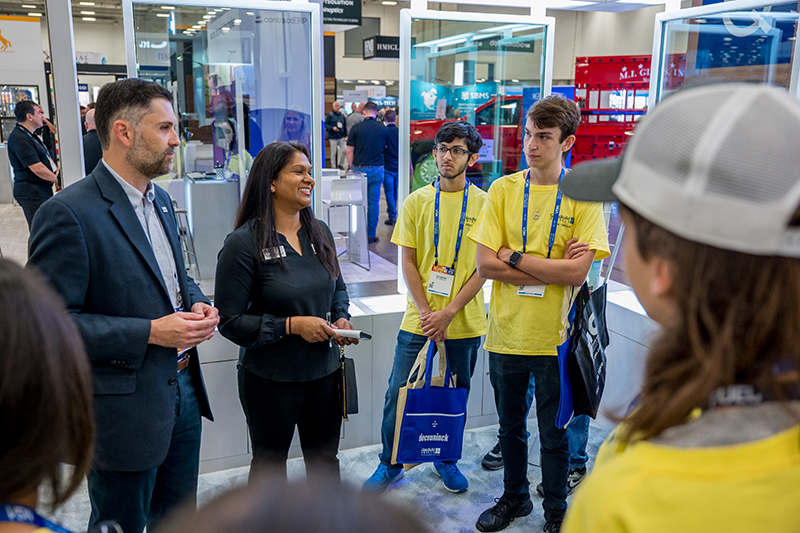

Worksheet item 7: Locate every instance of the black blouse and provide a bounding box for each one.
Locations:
[215,219,350,382]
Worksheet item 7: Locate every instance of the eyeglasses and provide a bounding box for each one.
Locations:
[435,144,472,158]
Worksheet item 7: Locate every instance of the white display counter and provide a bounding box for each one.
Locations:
[196,282,658,474]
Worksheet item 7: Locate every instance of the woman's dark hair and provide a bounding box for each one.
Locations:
[155,473,430,533]
[434,121,483,154]
[95,78,174,150]
[618,204,800,442]
[0,259,94,507]
[235,142,339,280]
[14,100,38,123]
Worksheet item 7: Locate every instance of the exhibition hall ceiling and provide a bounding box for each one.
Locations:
[0,0,671,25]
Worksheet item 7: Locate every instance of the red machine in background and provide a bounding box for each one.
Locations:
[572,54,685,165]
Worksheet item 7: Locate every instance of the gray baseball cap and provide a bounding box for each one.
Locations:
[561,83,800,258]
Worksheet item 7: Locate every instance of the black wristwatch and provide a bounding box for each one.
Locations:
[508,251,523,269]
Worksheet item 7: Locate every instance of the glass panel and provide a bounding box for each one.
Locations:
[408,19,547,192]
[657,1,800,99]
[132,4,314,290]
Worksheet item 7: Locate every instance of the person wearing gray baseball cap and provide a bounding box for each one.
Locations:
[560,83,800,533]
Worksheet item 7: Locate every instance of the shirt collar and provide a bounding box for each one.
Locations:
[102,159,155,209]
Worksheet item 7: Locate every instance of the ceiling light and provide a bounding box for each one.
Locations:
[246,11,254,15]
[161,5,175,9]
[182,30,190,34]
[233,19,241,24]
[221,27,230,32]
[192,25,201,28]
[79,1,94,4]
[511,79,519,82]
[357,80,366,83]
[372,80,380,85]
[156,13,169,17]
[81,10,95,14]
[203,14,212,19]
[197,21,206,25]
[28,12,43,16]
[22,4,36,7]
[382,1,398,4]
[82,17,96,21]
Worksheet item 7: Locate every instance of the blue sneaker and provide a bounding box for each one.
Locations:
[362,464,404,493]
[433,461,468,493]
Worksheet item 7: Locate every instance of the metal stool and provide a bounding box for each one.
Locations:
[172,199,200,281]
[323,177,370,271]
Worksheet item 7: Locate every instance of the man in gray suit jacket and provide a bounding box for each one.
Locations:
[28,79,219,533]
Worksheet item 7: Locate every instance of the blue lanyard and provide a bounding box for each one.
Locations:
[522,168,564,258]
[0,504,73,533]
[433,177,470,270]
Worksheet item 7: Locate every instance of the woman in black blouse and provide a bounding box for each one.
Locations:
[215,141,357,480]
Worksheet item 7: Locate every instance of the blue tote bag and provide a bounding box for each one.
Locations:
[391,340,467,464]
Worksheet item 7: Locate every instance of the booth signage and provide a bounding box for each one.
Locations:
[363,35,400,60]
[344,89,368,102]
[323,0,361,26]
[0,16,43,72]
[475,38,535,53]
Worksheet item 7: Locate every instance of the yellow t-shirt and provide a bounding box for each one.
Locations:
[562,425,800,533]
[391,183,488,339]
[468,170,610,355]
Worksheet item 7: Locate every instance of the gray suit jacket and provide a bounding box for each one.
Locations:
[28,163,213,471]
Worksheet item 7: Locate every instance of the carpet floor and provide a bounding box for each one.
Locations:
[46,420,610,533]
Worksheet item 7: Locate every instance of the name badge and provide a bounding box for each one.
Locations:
[262,245,287,261]
[517,284,546,297]
[427,265,455,297]
[48,158,57,173]
[337,121,342,128]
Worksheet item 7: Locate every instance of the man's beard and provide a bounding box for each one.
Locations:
[439,158,468,180]
[126,136,173,178]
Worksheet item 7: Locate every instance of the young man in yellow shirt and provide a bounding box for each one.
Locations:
[363,121,488,494]
[469,95,609,532]
[560,84,800,533]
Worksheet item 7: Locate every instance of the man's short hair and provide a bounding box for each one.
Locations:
[363,101,378,114]
[434,121,483,154]
[14,100,38,123]
[385,110,396,123]
[94,78,174,150]
[526,94,581,142]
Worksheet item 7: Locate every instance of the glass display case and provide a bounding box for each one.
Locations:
[650,0,800,102]
[125,0,321,284]
[400,11,553,193]
[0,85,39,142]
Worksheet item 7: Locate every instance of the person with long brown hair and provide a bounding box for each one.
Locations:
[560,83,800,532]
[0,259,94,533]
[214,141,357,481]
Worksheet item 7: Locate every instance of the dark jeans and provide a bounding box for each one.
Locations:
[87,369,202,533]
[13,182,52,230]
[490,352,568,517]
[238,366,342,481]
[353,165,384,239]
[383,170,398,221]
[524,377,590,468]
[379,331,481,466]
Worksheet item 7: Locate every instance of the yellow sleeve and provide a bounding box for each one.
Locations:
[572,201,610,262]
[391,190,417,249]
[467,181,504,252]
